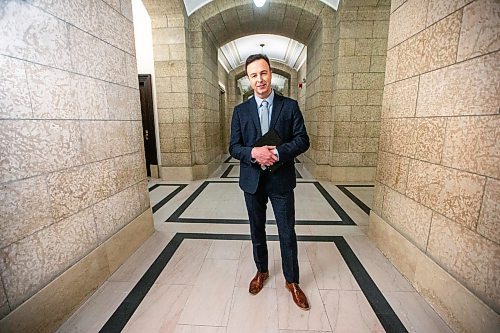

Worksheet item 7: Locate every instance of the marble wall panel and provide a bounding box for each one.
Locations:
[124,52,139,88]
[0,120,84,183]
[458,0,500,61]
[0,56,31,119]
[376,151,410,193]
[0,175,54,249]
[0,281,8,319]
[70,26,126,85]
[80,121,133,163]
[130,120,145,154]
[121,0,133,21]
[381,76,418,118]
[31,0,134,54]
[397,10,461,81]
[406,159,486,229]
[426,0,472,26]
[416,52,499,117]
[25,63,79,120]
[384,46,398,84]
[93,185,140,243]
[95,0,135,55]
[427,213,500,312]
[0,0,72,71]
[0,207,97,308]
[387,0,428,48]
[413,117,446,164]
[379,118,416,157]
[372,181,385,215]
[47,159,117,221]
[104,0,120,11]
[75,75,109,120]
[442,116,500,179]
[477,178,500,244]
[114,152,146,191]
[382,186,433,251]
[136,180,150,213]
[106,83,141,121]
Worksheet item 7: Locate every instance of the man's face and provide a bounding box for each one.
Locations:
[246,59,272,99]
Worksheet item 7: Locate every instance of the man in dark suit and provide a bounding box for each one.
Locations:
[229,54,310,310]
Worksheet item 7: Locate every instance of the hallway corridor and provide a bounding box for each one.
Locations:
[57,158,452,333]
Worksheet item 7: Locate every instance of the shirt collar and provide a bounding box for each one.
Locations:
[254,89,275,108]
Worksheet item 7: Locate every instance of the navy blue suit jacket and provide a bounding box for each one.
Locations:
[229,93,310,194]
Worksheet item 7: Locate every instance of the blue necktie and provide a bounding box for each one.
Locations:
[261,100,269,135]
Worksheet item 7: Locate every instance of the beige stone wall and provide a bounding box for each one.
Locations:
[147,2,192,168]
[0,0,149,319]
[371,0,500,323]
[329,0,390,181]
[218,63,229,153]
[188,27,222,165]
[303,11,336,177]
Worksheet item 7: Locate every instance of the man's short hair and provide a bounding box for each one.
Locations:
[245,54,271,74]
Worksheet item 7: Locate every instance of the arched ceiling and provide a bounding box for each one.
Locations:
[183,0,340,16]
[219,34,306,71]
[189,0,336,46]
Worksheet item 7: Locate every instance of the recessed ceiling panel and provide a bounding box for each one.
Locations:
[220,34,305,71]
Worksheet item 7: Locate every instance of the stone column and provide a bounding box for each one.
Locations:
[330,0,390,181]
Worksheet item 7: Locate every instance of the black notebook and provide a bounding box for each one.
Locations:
[253,129,283,173]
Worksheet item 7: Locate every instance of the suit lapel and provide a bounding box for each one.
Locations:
[247,97,262,137]
[270,93,284,130]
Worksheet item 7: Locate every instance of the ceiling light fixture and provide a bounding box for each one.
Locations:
[253,0,266,8]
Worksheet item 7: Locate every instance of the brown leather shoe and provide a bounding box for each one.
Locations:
[285,282,310,310]
[249,271,269,295]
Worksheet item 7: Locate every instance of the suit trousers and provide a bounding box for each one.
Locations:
[243,171,299,283]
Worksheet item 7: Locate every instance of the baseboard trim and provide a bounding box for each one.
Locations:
[368,212,500,333]
[0,209,155,333]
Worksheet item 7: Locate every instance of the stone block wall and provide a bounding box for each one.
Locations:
[330,0,390,181]
[0,0,149,320]
[149,6,192,167]
[189,27,222,165]
[370,0,500,330]
[218,63,229,152]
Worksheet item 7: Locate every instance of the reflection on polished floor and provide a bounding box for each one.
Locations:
[57,158,454,333]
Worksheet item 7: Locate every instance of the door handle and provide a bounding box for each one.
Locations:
[145,129,149,141]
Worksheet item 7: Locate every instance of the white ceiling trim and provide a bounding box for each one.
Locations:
[183,0,340,16]
[219,34,306,72]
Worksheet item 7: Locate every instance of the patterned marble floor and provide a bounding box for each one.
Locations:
[57,157,454,333]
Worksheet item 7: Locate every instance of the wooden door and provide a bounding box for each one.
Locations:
[138,74,158,177]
